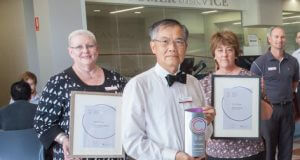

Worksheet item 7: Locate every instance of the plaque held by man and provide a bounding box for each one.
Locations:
[184,108,206,157]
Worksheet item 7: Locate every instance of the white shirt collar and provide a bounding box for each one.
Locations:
[154,63,181,86]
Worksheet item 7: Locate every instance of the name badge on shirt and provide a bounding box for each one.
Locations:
[105,86,118,91]
[179,97,193,104]
[268,67,277,71]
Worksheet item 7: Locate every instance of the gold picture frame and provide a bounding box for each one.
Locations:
[69,91,124,158]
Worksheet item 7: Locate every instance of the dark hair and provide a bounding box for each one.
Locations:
[21,71,37,84]
[148,19,189,41]
[11,80,31,101]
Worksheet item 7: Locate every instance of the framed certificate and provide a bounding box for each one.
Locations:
[212,75,261,138]
[69,91,124,158]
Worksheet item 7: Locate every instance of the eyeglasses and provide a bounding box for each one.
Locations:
[70,44,96,51]
[152,39,186,47]
[215,48,234,54]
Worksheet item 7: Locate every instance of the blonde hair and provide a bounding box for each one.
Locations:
[68,29,97,46]
[21,71,37,84]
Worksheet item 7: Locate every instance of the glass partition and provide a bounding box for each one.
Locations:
[86,2,243,78]
[282,11,300,53]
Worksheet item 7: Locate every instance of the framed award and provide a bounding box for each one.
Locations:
[212,75,261,138]
[69,91,124,158]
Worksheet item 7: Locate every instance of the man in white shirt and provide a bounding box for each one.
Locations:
[122,19,215,160]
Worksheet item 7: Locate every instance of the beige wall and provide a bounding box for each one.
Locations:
[0,0,29,106]
[0,0,85,106]
[203,12,241,54]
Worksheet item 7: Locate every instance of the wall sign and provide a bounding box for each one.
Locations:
[87,0,245,10]
[34,17,39,32]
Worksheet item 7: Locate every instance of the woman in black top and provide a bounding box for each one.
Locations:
[34,29,127,160]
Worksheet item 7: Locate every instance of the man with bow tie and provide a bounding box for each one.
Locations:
[122,19,215,160]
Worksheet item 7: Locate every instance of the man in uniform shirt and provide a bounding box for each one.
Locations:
[250,27,299,160]
[122,19,215,160]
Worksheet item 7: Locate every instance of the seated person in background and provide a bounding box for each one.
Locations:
[10,71,40,104]
[0,80,37,130]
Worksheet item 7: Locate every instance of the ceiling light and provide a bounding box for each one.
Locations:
[291,21,300,24]
[233,22,241,25]
[282,12,292,15]
[93,9,101,12]
[283,21,300,25]
[110,6,144,14]
[283,15,300,19]
[134,11,141,14]
[201,10,218,14]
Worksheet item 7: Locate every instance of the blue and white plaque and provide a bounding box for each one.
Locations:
[184,108,207,157]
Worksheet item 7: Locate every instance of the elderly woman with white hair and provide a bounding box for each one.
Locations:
[34,29,127,160]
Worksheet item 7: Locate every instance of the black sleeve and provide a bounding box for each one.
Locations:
[33,76,65,149]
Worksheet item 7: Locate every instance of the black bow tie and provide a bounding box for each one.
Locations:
[165,71,187,87]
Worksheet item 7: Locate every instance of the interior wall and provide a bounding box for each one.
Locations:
[23,0,41,92]
[33,0,86,90]
[203,12,242,55]
[0,0,29,106]
[88,16,150,77]
[282,0,300,12]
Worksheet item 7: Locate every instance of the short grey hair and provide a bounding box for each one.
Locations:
[267,26,284,37]
[148,19,189,41]
[68,29,97,46]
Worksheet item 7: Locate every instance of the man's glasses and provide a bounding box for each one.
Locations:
[70,44,96,52]
[152,39,186,47]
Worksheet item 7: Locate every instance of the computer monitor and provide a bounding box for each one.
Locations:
[237,55,260,70]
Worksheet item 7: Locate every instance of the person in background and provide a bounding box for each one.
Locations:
[251,26,299,160]
[292,31,300,60]
[200,30,272,160]
[10,71,40,104]
[34,29,127,160]
[0,80,37,130]
[122,19,215,160]
[292,31,300,118]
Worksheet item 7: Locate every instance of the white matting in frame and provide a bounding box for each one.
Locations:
[69,91,123,158]
[212,75,261,138]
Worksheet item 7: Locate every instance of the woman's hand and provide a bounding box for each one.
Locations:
[62,138,81,160]
[260,100,273,120]
[202,106,215,125]
[175,151,205,160]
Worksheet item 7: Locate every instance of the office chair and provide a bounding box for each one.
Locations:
[0,128,45,160]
